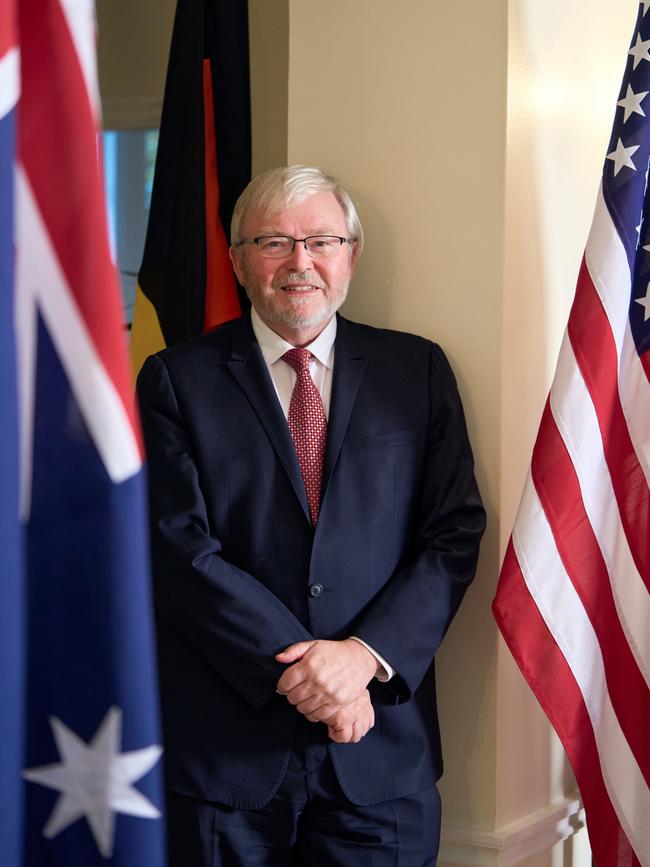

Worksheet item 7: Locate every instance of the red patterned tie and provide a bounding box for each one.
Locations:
[282,348,327,524]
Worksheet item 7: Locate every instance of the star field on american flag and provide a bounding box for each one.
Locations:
[612,8,650,356]
[628,31,650,68]
[617,83,648,122]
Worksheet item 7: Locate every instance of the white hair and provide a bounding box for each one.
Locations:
[230,165,364,252]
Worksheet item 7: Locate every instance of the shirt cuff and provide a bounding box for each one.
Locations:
[349,636,395,682]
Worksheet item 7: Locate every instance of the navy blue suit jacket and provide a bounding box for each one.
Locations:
[137,313,485,808]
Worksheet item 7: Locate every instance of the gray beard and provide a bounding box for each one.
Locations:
[246,271,349,332]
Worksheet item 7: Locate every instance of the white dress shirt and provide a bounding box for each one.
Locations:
[251,309,395,682]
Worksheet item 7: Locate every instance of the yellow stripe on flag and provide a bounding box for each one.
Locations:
[130,283,166,383]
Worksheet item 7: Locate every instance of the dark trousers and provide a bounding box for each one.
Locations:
[166,725,441,867]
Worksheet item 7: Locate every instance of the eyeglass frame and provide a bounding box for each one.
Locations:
[233,234,356,258]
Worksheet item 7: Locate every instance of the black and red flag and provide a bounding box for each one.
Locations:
[131,0,250,374]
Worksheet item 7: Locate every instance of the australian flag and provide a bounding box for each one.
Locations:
[0,4,24,865]
[2,1,166,864]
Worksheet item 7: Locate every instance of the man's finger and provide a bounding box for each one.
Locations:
[284,683,318,706]
[278,675,321,702]
[298,701,341,721]
[328,723,352,743]
[276,657,311,695]
[275,641,314,664]
[296,696,334,716]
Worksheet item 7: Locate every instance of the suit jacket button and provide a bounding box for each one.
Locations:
[309,583,323,598]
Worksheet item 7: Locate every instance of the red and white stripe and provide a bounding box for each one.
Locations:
[494,186,650,867]
[14,0,141,517]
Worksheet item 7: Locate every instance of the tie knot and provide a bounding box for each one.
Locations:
[282,348,312,374]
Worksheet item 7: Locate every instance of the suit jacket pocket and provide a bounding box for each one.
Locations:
[360,426,417,451]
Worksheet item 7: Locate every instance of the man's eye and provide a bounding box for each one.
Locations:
[260,238,286,249]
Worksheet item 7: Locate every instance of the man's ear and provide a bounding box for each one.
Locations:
[349,240,361,275]
[229,246,245,285]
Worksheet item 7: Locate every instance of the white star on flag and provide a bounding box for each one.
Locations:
[636,282,650,320]
[23,707,162,858]
[606,138,640,176]
[629,32,650,69]
[618,83,649,122]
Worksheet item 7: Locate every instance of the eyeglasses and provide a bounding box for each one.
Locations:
[234,235,354,259]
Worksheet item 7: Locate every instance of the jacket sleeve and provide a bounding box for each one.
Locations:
[137,353,314,711]
[352,343,486,703]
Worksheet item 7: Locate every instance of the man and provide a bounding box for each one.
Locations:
[137,165,485,865]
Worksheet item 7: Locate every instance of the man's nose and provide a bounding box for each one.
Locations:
[286,240,314,269]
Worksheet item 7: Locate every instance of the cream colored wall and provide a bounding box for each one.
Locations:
[98,0,639,860]
[285,0,507,836]
[499,0,636,843]
[97,0,176,128]
[249,0,289,173]
[283,0,638,862]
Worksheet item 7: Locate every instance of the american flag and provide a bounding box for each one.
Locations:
[493,4,650,866]
[2,0,167,864]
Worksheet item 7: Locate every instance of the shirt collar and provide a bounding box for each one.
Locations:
[251,307,337,369]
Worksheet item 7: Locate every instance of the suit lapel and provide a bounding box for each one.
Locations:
[226,317,311,522]
[322,317,367,494]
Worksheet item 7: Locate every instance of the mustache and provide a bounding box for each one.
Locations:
[272,270,327,290]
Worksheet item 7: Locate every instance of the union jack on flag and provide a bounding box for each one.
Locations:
[493,4,650,866]
[1,0,166,864]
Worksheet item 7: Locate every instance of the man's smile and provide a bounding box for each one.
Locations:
[279,284,321,293]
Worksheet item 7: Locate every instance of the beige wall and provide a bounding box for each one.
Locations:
[100,0,638,861]
[97,0,175,128]
[284,0,507,839]
[276,0,634,862]
[249,0,289,173]
[498,0,636,847]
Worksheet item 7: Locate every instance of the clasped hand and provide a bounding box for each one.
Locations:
[275,638,378,744]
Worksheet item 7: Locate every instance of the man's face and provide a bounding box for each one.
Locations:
[230,191,358,345]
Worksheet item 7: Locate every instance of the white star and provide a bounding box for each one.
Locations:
[636,283,650,321]
[23,707,162,858]
[606,138,640,176]
[618,84,649,122]
[629,32,650,69]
